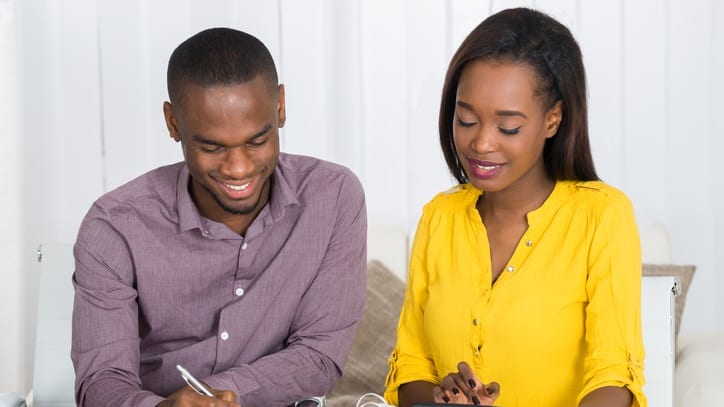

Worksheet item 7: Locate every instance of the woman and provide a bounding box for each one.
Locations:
[384,8,646,407]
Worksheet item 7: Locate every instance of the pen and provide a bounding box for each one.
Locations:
[176,364,214,397]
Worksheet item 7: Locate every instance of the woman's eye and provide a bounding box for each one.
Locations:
[456,119,476,128]
[499,127,521,136]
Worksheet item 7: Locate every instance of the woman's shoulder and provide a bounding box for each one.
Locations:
[424,183,480,212]
[558,180,634,212]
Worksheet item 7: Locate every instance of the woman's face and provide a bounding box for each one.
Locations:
[453,58,561,194]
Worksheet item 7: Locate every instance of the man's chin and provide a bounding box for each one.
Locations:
[220,204,257,216]
[205,178,269,217]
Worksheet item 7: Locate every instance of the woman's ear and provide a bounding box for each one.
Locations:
[545,101,563,138]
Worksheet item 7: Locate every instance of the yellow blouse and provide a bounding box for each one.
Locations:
[384,180,646,407]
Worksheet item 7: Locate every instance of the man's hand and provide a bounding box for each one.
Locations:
[432,361,500,405]
[157,384,241,407]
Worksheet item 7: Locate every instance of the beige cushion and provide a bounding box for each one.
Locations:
[327,260,405,405]
[642,263,696,334]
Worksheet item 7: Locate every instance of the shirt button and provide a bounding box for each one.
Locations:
[526,239,533,247]
[235,287,244,297]
[241,242,248,250]
[201,230,210,237]
[472,319,478,326]
[507,266,515,272]
[220,331,229,341]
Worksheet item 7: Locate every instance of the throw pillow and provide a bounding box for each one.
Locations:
[326,260,406,406]
[642,263,696,335]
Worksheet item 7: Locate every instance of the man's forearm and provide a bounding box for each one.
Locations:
[79,376,165,407]
[203,345,342,407]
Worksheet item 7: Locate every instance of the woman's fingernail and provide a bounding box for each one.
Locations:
[443,395,450,402]
[451,387,459,395]
[472,396,481,405]
[468,379,476,388]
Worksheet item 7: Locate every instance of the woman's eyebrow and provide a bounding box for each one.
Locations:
[495,109,527,119]
[456,100,528,119]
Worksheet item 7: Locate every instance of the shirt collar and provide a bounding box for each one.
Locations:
[177,164,202,233]
[175,157,301,234]
[462,180,571,227]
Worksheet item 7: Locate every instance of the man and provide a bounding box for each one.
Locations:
[71,27,367,407]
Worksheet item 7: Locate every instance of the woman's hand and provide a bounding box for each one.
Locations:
[432,361,500,405]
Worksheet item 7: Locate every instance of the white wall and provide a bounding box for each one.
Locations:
[1,0,722,395]
[0,0,22,393]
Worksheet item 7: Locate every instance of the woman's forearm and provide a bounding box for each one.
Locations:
[398,381,437,407]
[578,386,632,407]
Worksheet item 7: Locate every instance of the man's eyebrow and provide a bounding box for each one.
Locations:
[191,124,273,145]
[455,101,528,119]
[249,123,273,139]
[191,134,223,146]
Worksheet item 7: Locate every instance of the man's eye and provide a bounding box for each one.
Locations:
[200,145,223,153]
[455,119,476,128]
[248,137,267,147]
[499,127,521,136]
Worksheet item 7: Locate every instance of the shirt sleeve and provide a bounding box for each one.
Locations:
[578,192,647,407]
[71,211,165,407]
[202,172,368,407]
[384,209,440,406]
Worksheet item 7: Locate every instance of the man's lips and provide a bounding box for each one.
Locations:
[223,182,250,191]
[216,177,255,199]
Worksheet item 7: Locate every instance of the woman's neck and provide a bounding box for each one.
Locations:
[477,175,556,222]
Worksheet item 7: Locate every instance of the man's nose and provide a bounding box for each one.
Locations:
[219,147,251,178]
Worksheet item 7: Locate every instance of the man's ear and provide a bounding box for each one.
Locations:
[277,84,286,128]
[163,101,182,142]
[545,100,563,138]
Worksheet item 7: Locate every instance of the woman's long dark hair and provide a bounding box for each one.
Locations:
[440,8,598,184]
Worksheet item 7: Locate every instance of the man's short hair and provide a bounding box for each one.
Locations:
[167,27,278,106]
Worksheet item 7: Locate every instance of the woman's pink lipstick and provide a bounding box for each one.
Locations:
[467,158,506,180]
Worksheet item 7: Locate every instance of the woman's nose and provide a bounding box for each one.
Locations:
[471,126,497,153]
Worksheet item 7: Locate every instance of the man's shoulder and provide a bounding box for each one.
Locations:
[93,162,184,215]
[277,153,363,197]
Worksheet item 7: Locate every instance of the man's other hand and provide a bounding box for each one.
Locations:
[157,384,241,407]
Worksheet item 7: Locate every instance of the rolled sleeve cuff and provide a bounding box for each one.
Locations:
[383,349,440,406]
[577,353,647,407]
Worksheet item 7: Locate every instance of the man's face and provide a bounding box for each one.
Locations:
[163,76,286,232]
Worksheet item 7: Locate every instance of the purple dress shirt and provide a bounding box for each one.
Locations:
[71,153,367,407]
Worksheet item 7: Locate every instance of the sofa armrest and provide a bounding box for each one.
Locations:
[0,392,27,407]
